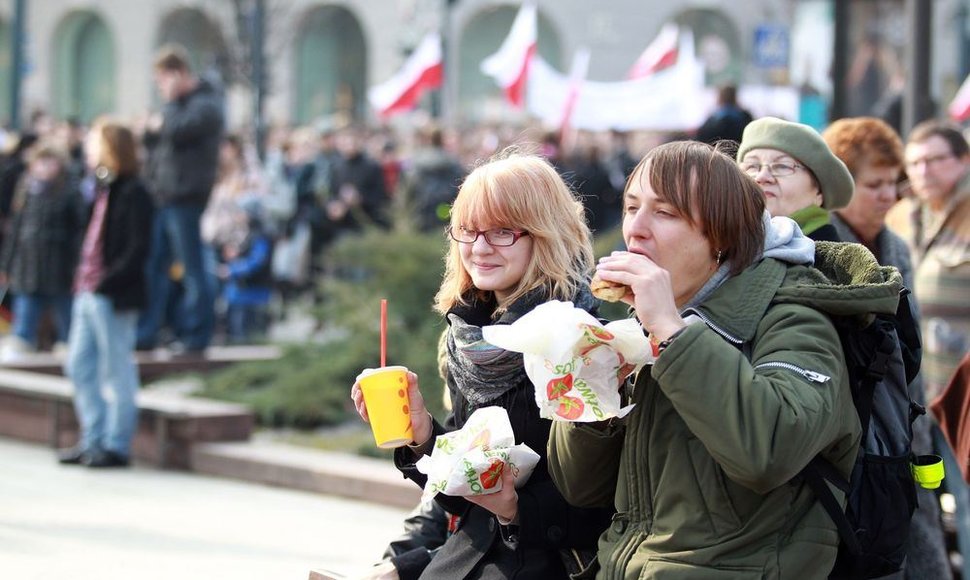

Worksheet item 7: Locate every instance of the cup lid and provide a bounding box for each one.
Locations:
[359,365,408,378]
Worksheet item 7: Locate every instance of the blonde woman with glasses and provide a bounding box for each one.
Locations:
[351,151,611,579]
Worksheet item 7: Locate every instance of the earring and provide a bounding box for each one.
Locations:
[716,249,723,264]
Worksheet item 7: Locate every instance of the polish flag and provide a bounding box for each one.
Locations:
[481,3,537,108]
[948,73,970,122]
[368,33,443,118]
[627,23,679,80]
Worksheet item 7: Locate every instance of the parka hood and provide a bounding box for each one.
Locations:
[774,241,902,325]
[688,241,902,343]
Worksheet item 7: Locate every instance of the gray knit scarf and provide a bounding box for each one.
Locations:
[446,285,597,405]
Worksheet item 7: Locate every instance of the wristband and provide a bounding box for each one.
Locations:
[651,326,687,355]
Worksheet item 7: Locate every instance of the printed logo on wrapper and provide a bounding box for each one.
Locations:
[358,366,414,448]
[482,300,655,422]
[416,407,540,499]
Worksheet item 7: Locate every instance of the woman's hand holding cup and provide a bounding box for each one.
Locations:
[351,369,433,449]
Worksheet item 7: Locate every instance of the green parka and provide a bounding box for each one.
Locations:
[547,243,903,579]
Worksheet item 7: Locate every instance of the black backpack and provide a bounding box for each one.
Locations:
[732,280,926,578]
[802,287,928,579]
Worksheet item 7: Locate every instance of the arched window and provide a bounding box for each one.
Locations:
[156,8,231,90]
[674,8,743,87]
[294,5,367,124]
[52,11,116,122]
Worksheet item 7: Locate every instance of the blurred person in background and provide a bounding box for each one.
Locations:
[200,134,266,340]
[0,143,85,360]
[823,118,914,286]
[738,117,854,241]
[58,119,153,468]
[887,120,970,399]
[400,125,465,233]
[330,127,389,233]
[0,132,39,232]
[562,136,616,235]
[218,198,272,344]
[823,116,951,580]
[695,84,753,145]
[137,43,224,353]
[887,120,970,577]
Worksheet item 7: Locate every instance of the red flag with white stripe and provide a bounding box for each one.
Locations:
[368,33,443,118]
[627,23,679,80]
[481,3,537,108]
[948,73,970,122]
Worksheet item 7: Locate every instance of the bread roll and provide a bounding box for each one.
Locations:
[590,272,629,302]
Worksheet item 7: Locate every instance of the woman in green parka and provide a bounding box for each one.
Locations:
[546,141,903,579]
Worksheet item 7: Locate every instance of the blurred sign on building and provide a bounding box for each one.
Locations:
[753,24,790,69]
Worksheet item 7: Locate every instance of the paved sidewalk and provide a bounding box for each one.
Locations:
[0,438,409,580]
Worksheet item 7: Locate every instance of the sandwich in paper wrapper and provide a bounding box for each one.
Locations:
[416,406,540,498]
[482,300,655,422]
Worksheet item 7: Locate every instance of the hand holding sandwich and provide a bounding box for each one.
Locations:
[594,251,686,343]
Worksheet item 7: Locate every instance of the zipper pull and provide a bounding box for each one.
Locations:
[802,370,831,383]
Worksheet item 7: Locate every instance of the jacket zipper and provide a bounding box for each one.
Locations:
[606,375,657,579]
[754,361,831,383]
[681,308,743,345]
[682,308,830,384]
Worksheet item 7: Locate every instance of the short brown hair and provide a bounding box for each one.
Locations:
[907,119,970,158]
[90,117,140,177]
[153,44,192,73]
[628,141,765,275]
[822,117,904,175]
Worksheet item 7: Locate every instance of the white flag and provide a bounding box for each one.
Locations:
[627,23,679,80]
[480,3,537,107]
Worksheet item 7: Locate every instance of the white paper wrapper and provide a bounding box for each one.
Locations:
[482,300,656,422]
[415,406,540,498]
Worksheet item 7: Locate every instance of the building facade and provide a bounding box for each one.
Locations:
[0,0,965,130]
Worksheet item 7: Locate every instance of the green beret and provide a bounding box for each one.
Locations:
[737,117,854,210]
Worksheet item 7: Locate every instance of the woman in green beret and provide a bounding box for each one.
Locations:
[737,117,855,241]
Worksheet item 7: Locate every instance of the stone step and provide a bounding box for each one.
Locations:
[190,439,421,509]
[1,344,283,382]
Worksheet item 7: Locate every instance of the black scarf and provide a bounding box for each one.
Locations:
[445,285,597,405]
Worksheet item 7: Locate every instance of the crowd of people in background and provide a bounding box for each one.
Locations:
[0,101,653,359]
[0,41,966,576]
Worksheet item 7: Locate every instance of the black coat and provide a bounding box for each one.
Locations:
[145,79,224,207]
[0,177,85,295]
[331,152,390,230]
[90,175,154,311]
[395,295,613,580]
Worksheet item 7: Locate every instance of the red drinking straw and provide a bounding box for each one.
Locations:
[380,299,387,367]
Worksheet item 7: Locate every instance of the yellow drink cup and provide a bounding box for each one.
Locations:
[911,454,945,490]
[359,366,413,449]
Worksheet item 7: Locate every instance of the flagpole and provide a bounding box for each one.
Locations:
[442,0,458,123]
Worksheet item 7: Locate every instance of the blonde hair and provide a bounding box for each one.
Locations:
[433,151,593,316]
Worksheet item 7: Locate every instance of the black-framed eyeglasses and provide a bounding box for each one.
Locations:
[739,161,805,178]
[447,226,530,247]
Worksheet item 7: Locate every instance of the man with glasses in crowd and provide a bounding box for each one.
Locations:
[887,119,970,578]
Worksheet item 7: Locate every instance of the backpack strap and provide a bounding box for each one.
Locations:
[853,327,896,440]
[801,457,863,555]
